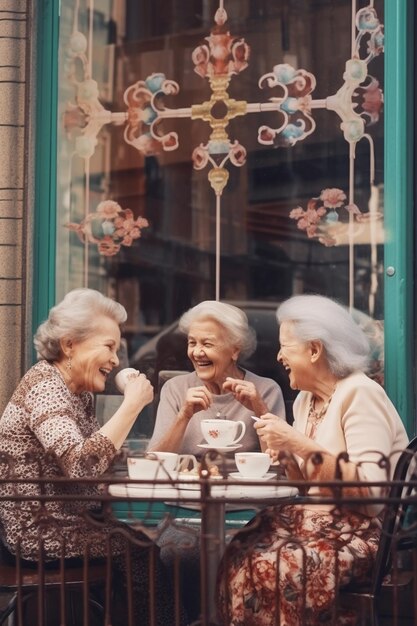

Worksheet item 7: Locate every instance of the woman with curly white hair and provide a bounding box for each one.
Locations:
[148,300,286,455]
[0,288,183,625]
[218,294,408,626]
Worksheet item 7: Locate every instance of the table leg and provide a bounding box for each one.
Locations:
[200,497,225,626]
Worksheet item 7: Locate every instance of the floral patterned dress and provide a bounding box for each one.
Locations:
[217,504,380,626]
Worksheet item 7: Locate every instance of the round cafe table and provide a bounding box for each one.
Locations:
[109,471,298,625]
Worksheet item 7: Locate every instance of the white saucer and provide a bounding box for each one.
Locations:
[197,443,243,453]
[228,472,275,482]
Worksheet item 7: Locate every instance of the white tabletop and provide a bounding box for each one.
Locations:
[109,478,298,501]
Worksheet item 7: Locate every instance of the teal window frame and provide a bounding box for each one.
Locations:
[33,0,415,434]
[384,0,415,435]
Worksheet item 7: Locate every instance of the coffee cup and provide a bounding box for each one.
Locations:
[177,454,199,474]
[127,457,159,480]
[235,452,271,478]
[145,451,178,473]
[200,419,246,448]
[115,368,138,393]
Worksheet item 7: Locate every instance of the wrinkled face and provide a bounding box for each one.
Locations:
[187,318,239,386]
[66,316,121,393]
[277,321,312,391]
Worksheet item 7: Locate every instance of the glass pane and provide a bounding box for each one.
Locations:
[56,0,385,432]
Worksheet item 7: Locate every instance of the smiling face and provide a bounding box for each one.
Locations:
[187,318,240,391]
[277,321,313,391]
[60,315,121,394]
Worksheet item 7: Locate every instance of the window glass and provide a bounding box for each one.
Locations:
[57,0,385,433]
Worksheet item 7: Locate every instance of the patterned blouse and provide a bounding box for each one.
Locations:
[0,360,117,560]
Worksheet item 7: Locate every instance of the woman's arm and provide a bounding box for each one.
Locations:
[28,372,153,478]
[255,413,368,496]
[148,380,212,452]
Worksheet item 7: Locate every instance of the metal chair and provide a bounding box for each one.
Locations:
[0,555,107,626]
[340,436,417,625]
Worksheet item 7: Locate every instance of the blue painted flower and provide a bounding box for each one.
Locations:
[342,119,364,142]
[282,122,304,140]
[142,106,157,125]
[326,210,339,223]
[280,97,299,115]
[208,140,230,155]
[102,220,115,236]
[145,73,166,93]
[356,8,379,32]
[345,59,367,82]
[273,64,296,85]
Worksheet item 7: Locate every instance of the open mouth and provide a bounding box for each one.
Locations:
[194,360,212,368]
[99,368,111,378]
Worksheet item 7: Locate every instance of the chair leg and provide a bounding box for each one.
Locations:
[0,593,17,626]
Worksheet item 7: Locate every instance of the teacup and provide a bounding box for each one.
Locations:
[200,419,246,448]
[115,368,138,393]
[235,452,271,478]
[145,451,178,473]
[127,457,172,480]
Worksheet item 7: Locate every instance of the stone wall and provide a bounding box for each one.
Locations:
[0,0,30,412]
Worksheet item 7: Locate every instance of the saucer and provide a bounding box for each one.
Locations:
[197,443,243,453]
[228,472,275,482]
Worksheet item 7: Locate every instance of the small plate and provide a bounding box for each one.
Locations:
[173,472,223,490]
[197,443,243,452]
[228,472,275,482]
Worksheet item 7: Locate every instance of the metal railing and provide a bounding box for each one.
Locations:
[0,449,415,626]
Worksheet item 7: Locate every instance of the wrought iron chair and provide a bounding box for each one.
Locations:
[0,552,107,626]
[340,436,417,625]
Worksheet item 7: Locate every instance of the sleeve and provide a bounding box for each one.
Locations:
[26,378,116,478]
[148,377,185,447]
[340,382,399,486]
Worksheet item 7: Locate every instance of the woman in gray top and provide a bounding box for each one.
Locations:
[148,300,286,456]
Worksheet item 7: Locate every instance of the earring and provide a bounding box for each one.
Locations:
[66,357,72,371]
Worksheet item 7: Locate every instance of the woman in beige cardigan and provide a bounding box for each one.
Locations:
[218,294,408,626]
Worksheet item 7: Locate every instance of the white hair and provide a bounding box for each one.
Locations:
[178,301,256,360]
[277,294,370,377]
[34,288,127,361]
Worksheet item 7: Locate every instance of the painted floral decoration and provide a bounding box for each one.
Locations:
[66,200,149,257]
[289,188,381,247]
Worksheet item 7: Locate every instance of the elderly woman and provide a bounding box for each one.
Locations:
[148,300,286,456]
[218,294,408,626]
[0,288,181,625]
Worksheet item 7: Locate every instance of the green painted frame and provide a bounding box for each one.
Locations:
[32,0,59,339]
[32,1,415,433]
[384,0,415,435]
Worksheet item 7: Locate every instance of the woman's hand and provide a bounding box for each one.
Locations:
[223,377,268,415]
[254,413,297,452]
[123,371,154,412]
[180,386,212,421]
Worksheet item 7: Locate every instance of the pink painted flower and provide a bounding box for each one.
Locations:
[65,202,149,257]
[96,200,121,219]
[358,77,383,124]
[320,188,346,209]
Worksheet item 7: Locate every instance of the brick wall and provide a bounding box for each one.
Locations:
[0,1,29,412]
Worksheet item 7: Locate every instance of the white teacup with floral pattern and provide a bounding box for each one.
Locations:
[200,419,246,448]
[235,452,271,478]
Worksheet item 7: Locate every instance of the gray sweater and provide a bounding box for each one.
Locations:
[149,369,286,456]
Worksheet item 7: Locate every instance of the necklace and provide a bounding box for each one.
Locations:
[306,390,335,438]
[210,394,237,419]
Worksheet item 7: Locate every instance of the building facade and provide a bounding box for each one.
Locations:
[0,0,415,436]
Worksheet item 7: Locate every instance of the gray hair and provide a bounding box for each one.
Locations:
[34,288,127,361]
[178,301,256,360]
[277,294,370,377]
